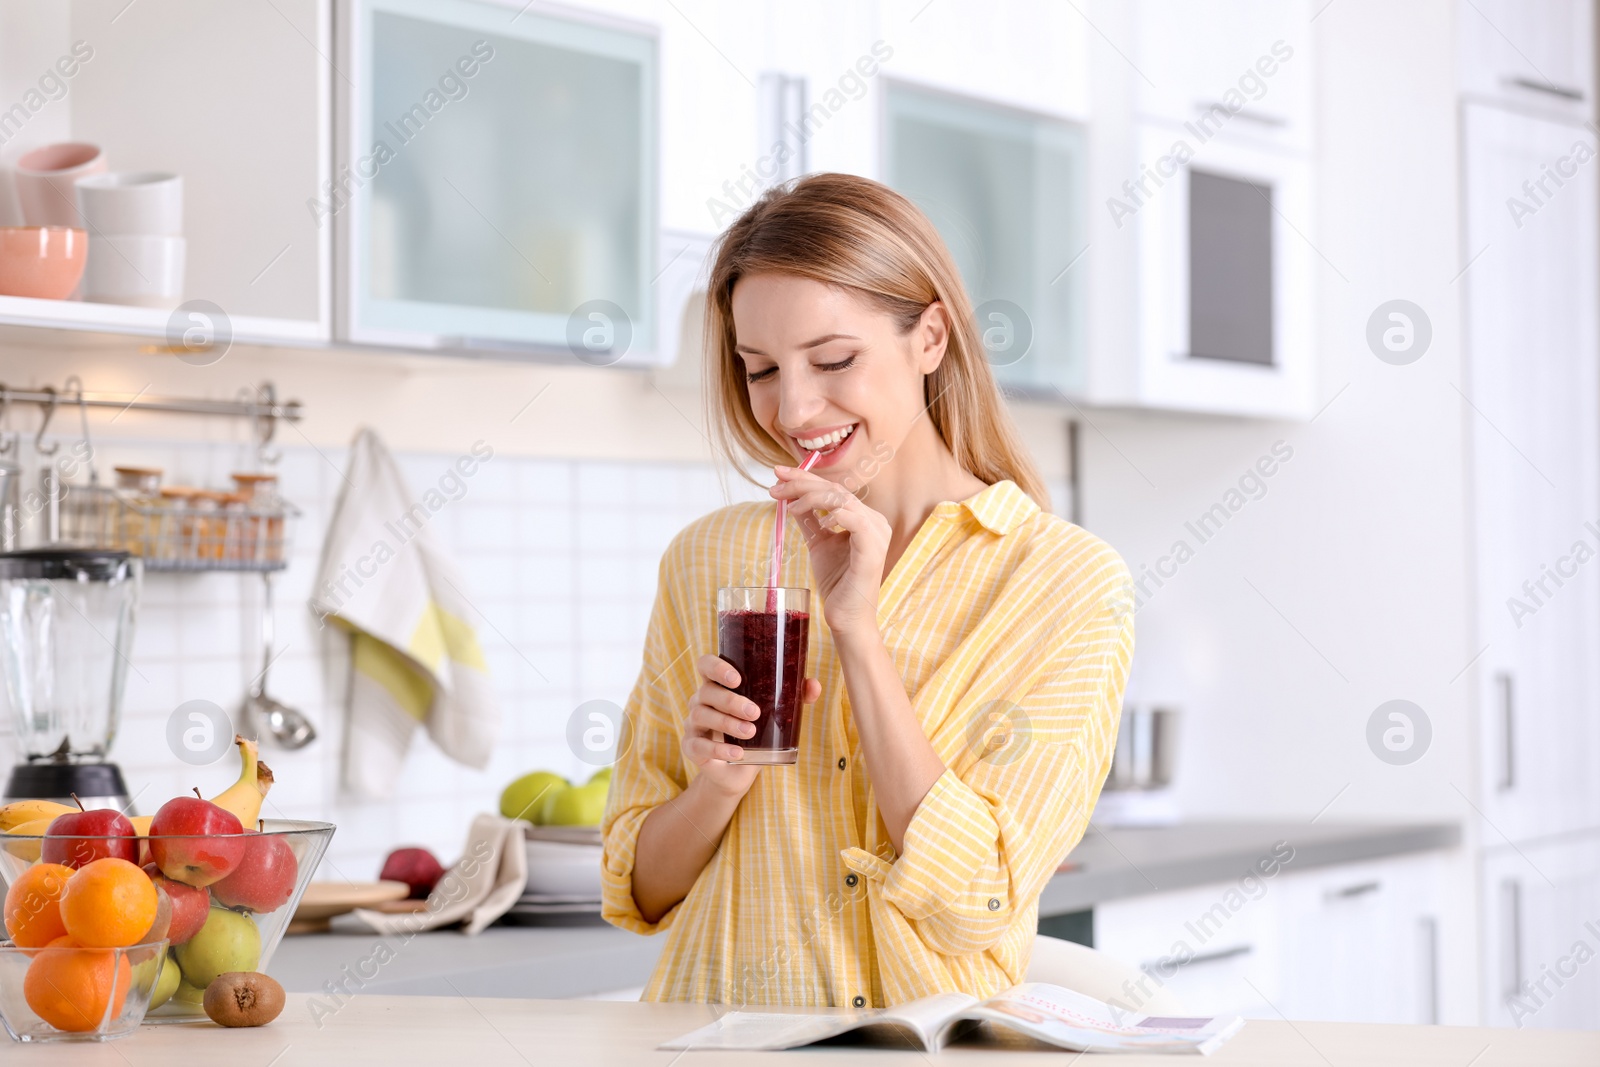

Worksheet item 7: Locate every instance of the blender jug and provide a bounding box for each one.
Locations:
[0,549,140,810]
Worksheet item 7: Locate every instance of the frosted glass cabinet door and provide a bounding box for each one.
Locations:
[337,0,657,362]
[886,85,1087,397]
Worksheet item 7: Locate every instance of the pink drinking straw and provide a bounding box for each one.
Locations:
[768,449,822,612]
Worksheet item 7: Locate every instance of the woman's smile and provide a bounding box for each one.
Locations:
[790,422,858,466]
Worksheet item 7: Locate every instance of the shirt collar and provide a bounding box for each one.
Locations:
[947,479,1040,536]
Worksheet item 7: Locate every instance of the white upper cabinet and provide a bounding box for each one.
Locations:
[1458,0,1594,118]
[335,0,661,364]
[884,83,1088,398]
[879,1,1089,121]
[0,0,330,343]
[1133,0,1314,152]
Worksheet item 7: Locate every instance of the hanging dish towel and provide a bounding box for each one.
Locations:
[311,427,499,799]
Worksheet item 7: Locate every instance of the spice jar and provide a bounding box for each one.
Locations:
[112,466,162,556]
[156,486,201,561]
[232,473,282,564]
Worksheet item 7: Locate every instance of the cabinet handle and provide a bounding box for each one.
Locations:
[1496,672,1515,791]
[1501,879,1522,1002]
[1153,944,1251,973]
[1506,76,1585,102]
[1418,916,1439,1025]
[1325,880,1381,901]
[1191,100,1287,127]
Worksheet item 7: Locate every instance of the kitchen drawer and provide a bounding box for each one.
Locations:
[1094,875,1283,1018]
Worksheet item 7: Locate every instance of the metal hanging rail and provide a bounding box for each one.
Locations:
[0,385,302,423]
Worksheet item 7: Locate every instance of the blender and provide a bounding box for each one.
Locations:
[0,549,139,811]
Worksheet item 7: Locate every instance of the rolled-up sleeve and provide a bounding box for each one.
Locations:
[600,535,699,936]
[842,553,1133,956]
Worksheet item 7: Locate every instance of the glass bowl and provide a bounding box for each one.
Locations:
[0,819,334,1022]
[0,940,169,1042]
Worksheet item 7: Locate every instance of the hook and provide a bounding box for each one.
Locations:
[0,384,13,457]
[255,381,281,466]
[34,386,59,456]
[63,376,97,485]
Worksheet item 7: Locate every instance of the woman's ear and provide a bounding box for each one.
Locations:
[913,300,951,375]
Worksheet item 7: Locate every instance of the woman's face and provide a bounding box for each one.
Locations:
[730,272,949,479]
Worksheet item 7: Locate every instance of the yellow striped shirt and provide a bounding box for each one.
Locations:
[600,479,1134,1007]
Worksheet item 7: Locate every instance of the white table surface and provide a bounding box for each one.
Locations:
[10,995,1598,1065]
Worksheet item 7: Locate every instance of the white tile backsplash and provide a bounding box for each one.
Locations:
[0,436,764,884]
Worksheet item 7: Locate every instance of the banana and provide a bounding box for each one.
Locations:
[207,735,274,829]
[4,817,53,862]
[130,815,153,836]
[0,799,74,833]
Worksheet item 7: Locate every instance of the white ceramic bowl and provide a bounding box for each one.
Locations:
[13,142,105,227]
[524,839,603,897]
[82,233,185,306]
[75,172,183,236]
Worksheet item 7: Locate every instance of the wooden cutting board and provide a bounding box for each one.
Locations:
[288,880,416,934]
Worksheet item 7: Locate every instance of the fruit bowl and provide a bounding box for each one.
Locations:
[0,940,169,1042]
[0,820,334,1021]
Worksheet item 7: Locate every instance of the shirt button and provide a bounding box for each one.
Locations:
[987,897,1001,911]
[845,873,859,887]
[852,995,866,1008]
[837,756,847,770]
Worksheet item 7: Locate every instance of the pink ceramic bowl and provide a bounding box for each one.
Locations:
[0,227,88,299]
[13,143,104,227]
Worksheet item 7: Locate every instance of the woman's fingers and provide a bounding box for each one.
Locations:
[697,653,739,688]
[685,733,744,764]
[803,677,822,703]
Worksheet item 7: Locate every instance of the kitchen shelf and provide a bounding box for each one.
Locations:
[0,294,325,347]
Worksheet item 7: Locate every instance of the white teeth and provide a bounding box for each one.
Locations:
[798,424,855,451]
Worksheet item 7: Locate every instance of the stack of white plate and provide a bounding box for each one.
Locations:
[507,827,603,924]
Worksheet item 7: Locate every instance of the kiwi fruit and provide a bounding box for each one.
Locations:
[203,971,286,1027]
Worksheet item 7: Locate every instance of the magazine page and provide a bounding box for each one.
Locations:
[962,982,1246,1056]
[657,992,979,1052]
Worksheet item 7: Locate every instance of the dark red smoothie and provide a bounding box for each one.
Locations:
[718,607,810,763]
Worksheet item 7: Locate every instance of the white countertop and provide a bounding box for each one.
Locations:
[14,995,1597,1064]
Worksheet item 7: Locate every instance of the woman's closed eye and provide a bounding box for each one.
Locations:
[745,354,858,385]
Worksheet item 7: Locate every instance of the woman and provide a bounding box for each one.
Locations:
[600,173,1133,1008]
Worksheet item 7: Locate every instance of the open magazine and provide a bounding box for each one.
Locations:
[660,983,1245,1055]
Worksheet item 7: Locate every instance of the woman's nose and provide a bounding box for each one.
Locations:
[777,373,825,430]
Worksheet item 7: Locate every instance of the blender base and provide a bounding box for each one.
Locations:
[3,762,133,814]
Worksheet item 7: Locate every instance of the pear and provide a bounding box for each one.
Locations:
[149,951,182,1010]
[174,908,261,988]
[542,780,609,826]
[500,771,568,824]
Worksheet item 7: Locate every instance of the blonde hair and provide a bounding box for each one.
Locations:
[703,172,1050,510]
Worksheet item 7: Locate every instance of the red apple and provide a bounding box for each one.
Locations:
[144,862,211,944]
[41,798,137,869]
[148,795,245,887]
[140,882,174,943]
[211,831,298,913]
[380,847,445,900]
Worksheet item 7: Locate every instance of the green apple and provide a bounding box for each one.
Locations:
[542,780,609,826]
[588,766,613,785]
[500,771,569,824]
[149,951,182,1009]
[173,980,206,1007]
[173,907,261,988]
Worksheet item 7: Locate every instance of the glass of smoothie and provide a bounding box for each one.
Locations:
[717,586,810,765]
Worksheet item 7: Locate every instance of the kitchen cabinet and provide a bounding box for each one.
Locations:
[1457,0,1594,118]
[1094,871,1284,1018]
[1123,122,1315,418]
[1133,0,1313,152]
[1479,833,1600,1029]
[1095,851,1449,1022]
[0,0,330,343]
[1274,854,1443,1025]
[334,0,661,364]
[1462,102,1600,843]
[884,82,1088,398]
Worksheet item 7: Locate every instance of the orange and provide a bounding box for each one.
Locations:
[23,935,131,1033]
[3,863,74,948]
[58,858,158,949]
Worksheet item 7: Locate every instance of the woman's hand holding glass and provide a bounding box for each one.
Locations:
[685,653,822,795]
